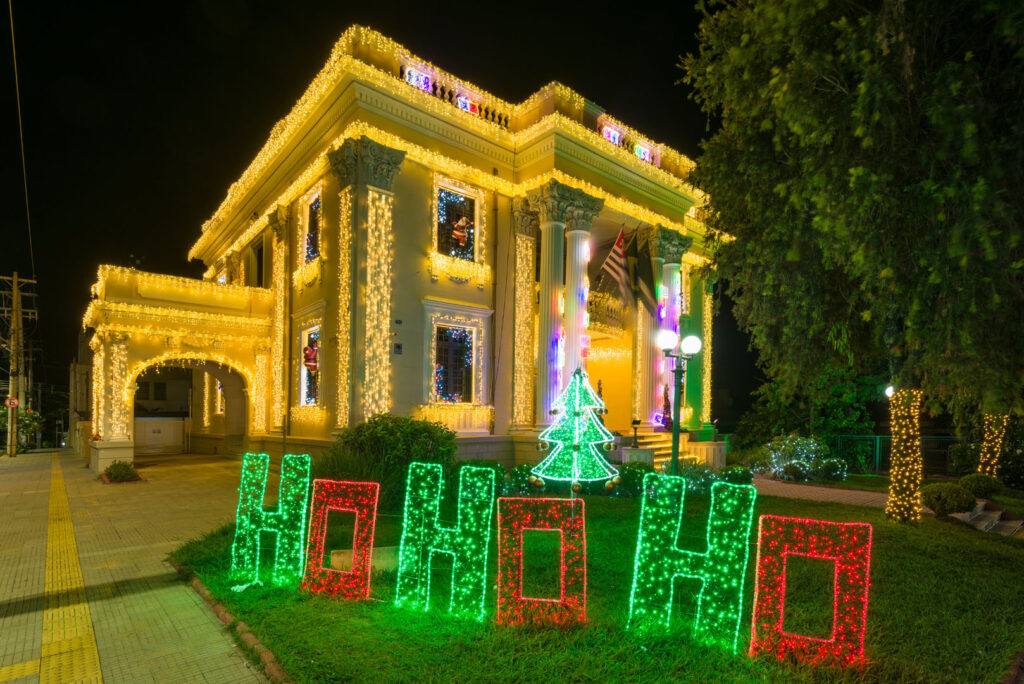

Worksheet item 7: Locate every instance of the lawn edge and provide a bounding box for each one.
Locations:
[168,560,294,684]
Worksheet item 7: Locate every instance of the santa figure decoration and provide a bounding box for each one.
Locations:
[451,216,473,248]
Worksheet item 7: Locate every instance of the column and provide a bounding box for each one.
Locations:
[562,195,604,389]
[511,197,538,429]
[268,205,289,429]
[527,179,572,426]
[651,226,691,422]
[328,135,406,422]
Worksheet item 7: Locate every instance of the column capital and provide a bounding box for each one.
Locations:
[328,136,406,192]
[268,204,290,241]
[527,179,575,224]
[650,225,693,265]
[565,193,604,234]
[511,197,539,238]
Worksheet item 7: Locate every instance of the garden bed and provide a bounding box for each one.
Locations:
[171,494,1024,683]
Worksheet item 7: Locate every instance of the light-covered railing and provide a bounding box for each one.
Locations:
[417,404,493,436]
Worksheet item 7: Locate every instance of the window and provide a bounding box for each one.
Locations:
[136,382,150,400]
[300,325,321,406]
[436,187,475,262]
[433,326,473,403]
[153,382,167,401]
[305,194,322,263]
[248,239,264,288]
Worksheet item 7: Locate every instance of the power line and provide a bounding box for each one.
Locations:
[7,0,35,279]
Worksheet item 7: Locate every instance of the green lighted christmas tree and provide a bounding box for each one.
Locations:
[533,368,617,483]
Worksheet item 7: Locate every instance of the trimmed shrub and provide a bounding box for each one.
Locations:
[780,459,812,482]
[958,473,1001,499]
[921,483,976,518]
[947,442,980,476]
[765,435,829,477]
[452,460,507,498]
[679,463,717,494]
[617,461,655,497]
[312,415,457,511]
[104,460,140,482]
[718,465,754,485]
[816,457,848,482]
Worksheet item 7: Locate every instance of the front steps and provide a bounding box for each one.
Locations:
[952,500,1024,536]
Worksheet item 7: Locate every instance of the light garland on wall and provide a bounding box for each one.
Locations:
[884,388,924,522]
[302,479,379,599]
[85,301,271,336]
[109,338,129,439]
[627,474,757,654]
[395,462,495,621]
[586,345,631,363]
[202,372,211,428]
[701,289,713,425]
[272,236,286,426]
[496,497,587,626]
[290,405,327,424]
[252,353,268,433]
[335,186,353,428]
[512,233,536,427]
[91,339,105,439]
[416,404,493,433]
[363,190,394,418]
[978,413,1010,477]
[231,453,311,588]
[749,516,873,668]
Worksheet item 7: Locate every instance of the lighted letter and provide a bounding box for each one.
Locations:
[231,453,311,587]
[496,497,586,626]
[627,474,757,653]
[395,462,495,621]
[302,479,379,599]
[749,515,873,667]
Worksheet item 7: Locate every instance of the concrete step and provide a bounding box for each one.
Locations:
[992,519,1024,536]
[971,510,1003,532]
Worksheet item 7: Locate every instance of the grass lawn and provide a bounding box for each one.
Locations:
[816,476,1024,513]
[171,493,1024,683]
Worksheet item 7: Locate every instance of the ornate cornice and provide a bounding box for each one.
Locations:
[650,224,693,264]
[328,135,406,192]
[511,197,539,238]
[565,193,604,234]
[527,178,577,224]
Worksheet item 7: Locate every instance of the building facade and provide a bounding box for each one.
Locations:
[81,26,718,471]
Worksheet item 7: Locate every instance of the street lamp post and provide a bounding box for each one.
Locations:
[656,329,703,476]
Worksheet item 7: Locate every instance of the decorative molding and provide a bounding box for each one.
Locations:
[328,135,406,192]
[511,197,538,238]
[527,178,575,224]
[565,194,604,234]
[268,204,289,242]
[650,225,693,265]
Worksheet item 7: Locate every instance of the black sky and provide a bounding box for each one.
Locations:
[0,0,760,426]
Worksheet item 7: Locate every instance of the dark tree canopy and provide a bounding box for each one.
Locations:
[684,0,1024,416]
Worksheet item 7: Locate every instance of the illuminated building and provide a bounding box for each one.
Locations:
[80,26,718,470]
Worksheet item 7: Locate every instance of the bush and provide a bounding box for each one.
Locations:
[765,435,829,475]
[453,460,507,497]
[616,461,655,497]
[947,442,980,476]
[921,483,977,518]
[816,457,848,482]
[311,415,457,511]
[958,473,1001,499]
[507,463,545,496]
[780,460,812,482]
[678,463,717,494]
[104,460,140,482]
[718,465,753,485]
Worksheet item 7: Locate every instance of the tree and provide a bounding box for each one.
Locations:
[684,0,1024,519]
[533,368,617,484]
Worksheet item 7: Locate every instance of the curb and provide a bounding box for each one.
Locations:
[169,561,294,684]
[1001,649,1024,684]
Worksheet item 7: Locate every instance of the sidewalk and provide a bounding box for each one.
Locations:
[753,475,889,508]
[0,450,265,683]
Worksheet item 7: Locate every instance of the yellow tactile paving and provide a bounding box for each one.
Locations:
[39,452,103,683]
[0,657,40,682]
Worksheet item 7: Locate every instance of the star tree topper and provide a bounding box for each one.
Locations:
[533,368,617,483]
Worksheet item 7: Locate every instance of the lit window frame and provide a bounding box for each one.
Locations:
[294,181,326,289]
[421,298,492,408]
[298,320,322,408]
[429,174,491,287]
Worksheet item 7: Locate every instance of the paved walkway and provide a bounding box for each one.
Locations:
[0,450,266,683]
[753,476,889,508]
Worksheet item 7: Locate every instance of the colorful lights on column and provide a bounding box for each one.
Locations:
[749,516,873,668]
[532,368,616,483]
[628,474,757,654]
[978,413,1010,477]
[395,462,495,621]
[884,388,924,522]
[496,497,586,626]
[302,479,379,600]
[231,453,311,588]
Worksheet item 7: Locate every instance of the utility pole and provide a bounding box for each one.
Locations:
[2,273,37,457]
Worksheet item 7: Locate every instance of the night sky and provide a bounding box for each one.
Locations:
[0,1,760,427]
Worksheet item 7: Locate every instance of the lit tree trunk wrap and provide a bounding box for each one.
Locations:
[978,413,1010,477]
[884,389,924,522]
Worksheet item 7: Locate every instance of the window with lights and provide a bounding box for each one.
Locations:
[304,193,322,263]
[434,325,474,403]
[437,187,475,263]
[300,325,320,406]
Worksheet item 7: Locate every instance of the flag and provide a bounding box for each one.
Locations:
[599,229,631,308]
[632,228,658,318]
